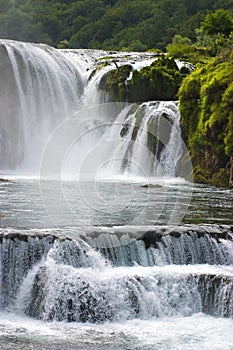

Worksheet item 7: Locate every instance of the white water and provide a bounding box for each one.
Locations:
[1,40,233,350]
[1,224,233,349]
[1,312,233,350]
[0,40,189,181]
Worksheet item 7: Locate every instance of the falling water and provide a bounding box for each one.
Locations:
[1,40,233,350]
[0,40,85,171]
[0,40,185,179]
[1,226,233,323]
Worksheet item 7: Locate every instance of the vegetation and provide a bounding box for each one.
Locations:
[0,0,232,51]
[99,57,190,102]
[179,47,233,187]
[97,6,233,187]
[99,64,132,101]
[166,9,233,64]
[173,8,233,187]
[0,1,233,186]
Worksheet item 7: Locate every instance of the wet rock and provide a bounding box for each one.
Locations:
[140,184,163,188]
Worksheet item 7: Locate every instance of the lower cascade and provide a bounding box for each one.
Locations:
[1,225,233,322]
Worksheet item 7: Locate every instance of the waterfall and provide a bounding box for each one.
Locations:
[0,40,188,179]
[0,232,55,307]
[1,40,233,349]
[0,40,85,172]
[105,101,183,178]
[1,225,233,321]
[88,224,233,266]
[18,262,203,322]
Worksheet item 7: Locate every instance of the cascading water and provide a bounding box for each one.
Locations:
[0,40,85,171]
[1,40,233,350]
[106,101,183,178]
[0,39,185,179]
[1,226,233,324]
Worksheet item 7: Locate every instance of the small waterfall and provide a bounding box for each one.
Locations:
[97,101,184,178]
[89,225,233,266]
[1,225,233,321]
[127,105,155,177]
[194,273,233,317]
[18,262,202,322]
[0,232,55,307]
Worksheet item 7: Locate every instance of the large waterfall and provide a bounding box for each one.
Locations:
[0,40,189,179]
[1,40,233,350]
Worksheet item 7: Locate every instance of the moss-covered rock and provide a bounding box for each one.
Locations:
[129,57,189,102]
[179,47,233,186]
[99,57,189,103]
[99,64,133,101]
[88,60,111,81]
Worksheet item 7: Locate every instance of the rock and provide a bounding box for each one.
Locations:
[140,184,163,188]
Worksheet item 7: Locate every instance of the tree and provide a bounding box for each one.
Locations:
[166,34,194,59]
[201,9,233,37]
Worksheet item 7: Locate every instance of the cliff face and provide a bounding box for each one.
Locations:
[179,48,233,187]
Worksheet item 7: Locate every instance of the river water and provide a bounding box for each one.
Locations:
[0,177,232,229]
[0,177,233,350]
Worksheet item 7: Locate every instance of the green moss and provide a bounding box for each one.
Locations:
[146,48,163,53]
[96,55,115,62]
[212,168,231,187]
[127,57,184,102]
[179,47,233,186]
[99,57,190,103]
[88,61,110,81]
[99,64,132,101]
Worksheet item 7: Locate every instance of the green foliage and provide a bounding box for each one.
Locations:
[178,72,201,141]
[57,39,69,49]
[194,9,233,57]
[99,64,133,101]
[127,57,183,102]
[166,9,233,64]
[201,9,233,37]
[121,39,147,52]
[0,0,232,50]
[99,57,189,102]
[179,47,233,186]
[166,34,194,59]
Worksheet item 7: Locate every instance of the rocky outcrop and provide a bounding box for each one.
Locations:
[99,57,189,103]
